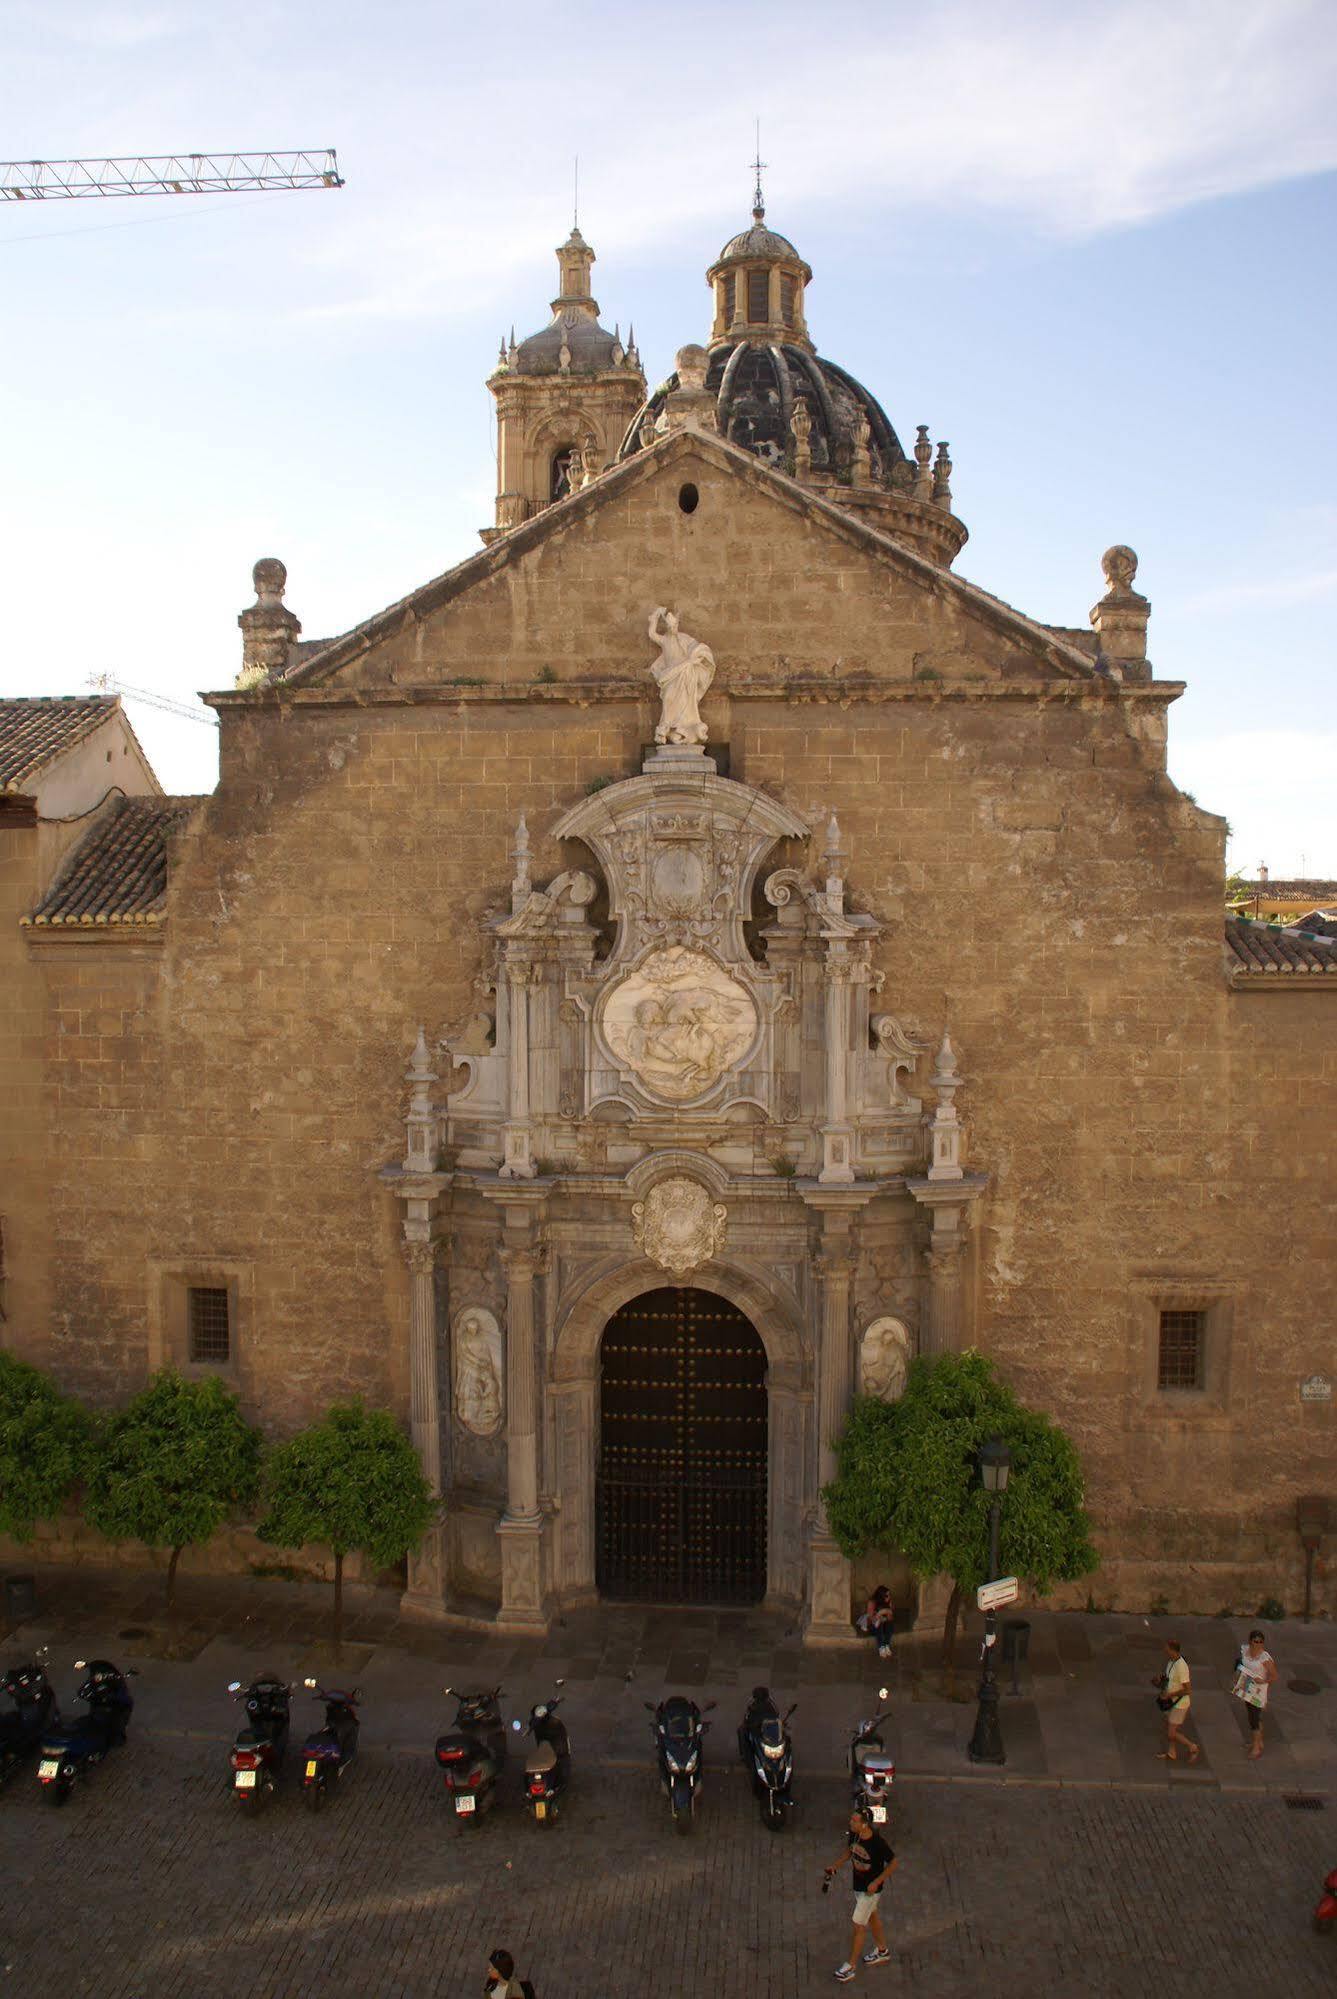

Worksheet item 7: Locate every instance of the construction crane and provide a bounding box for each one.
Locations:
[87,673,218,728]
[1,150,341,201]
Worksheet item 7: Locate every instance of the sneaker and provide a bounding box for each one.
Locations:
[834,1967,856,1984]
[863,1946,892,1965]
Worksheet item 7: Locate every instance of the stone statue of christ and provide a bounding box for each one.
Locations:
[647,607,715,746]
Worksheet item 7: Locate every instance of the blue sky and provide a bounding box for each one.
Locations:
[2,0,1334,874]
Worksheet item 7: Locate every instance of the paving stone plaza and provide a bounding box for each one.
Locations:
[3,1572,1333,1997]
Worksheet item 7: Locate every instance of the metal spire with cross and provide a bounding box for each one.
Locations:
[750,119,767,222]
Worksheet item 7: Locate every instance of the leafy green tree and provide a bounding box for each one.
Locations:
[823,1350,1097,1679]
[0,1351,92,1542]
[257,1402,435,1642]
[84,1370,262,1611]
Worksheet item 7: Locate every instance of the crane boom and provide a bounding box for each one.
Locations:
[87,673,218,727]
[1,149,342,201]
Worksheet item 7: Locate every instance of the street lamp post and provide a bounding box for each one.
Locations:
[967,1434,1011,1766]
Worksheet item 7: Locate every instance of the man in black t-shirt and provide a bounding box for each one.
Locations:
[823,1808,897,1981]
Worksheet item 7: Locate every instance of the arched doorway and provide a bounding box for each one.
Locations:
[596,1286,768,1604]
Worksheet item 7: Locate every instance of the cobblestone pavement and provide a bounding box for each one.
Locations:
[2,1569,1334,1997]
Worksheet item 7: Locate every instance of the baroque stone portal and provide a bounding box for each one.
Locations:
[631,1176,729,1277]
[600,944,757,1101]
[454,1308,503,1436]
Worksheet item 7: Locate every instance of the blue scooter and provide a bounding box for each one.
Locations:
[0,1647,59,1789]
[36,1658,136,1804]
[299,1677,361,1811]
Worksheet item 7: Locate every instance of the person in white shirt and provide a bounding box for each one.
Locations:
[1233,1628,1279,1760]
[1154,1638,1199,1764]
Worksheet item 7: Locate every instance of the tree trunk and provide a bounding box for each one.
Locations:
[166,1544,183,1617]
[333,1550,344,1653]
[940,1580,964,1696]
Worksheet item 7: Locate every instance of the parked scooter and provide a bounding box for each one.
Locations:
[0,1648,58,1790]
[737,1685,796,1829]
[646,1695,715,1835]
[227,1672,294,1808]
[511,1681,570,1825]
[36,1658,136,1804]
[1315,1865,1337,1933]
[848,1686,895,1828]
[299,1678,361,1812]
[435,1686,507,1826]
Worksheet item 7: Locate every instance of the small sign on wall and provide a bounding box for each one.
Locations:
[1299,1374,1332,1404]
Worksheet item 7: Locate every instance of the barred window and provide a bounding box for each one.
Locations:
[1157,1309,1204,1390]
[780,273,796,327]
[188,1287,231,1364]
[721,275,735,324]
[746,269,769,322]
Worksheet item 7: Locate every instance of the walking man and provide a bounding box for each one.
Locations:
[1153,1637,1199,1764]
[823,1807,897,1982]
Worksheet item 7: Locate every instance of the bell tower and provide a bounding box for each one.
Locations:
[483,226,646,543]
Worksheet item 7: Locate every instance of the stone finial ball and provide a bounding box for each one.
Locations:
[1101,544,1138,591]
[252,557,288,599]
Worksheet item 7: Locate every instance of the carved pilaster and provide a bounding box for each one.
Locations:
[820,953,855,1184]
[923,1234,967,1354]
[496,1234,548,1630]
[500,959,536,1179]
[400,1226,446,1621]
[803,1201,871,1645]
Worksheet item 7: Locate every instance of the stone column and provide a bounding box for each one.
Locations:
[820,952,855,1185]
[805,1215,861,1643]
[401,1228,446,1618]
[496,1239,547,1629]
[500,960,536,1179]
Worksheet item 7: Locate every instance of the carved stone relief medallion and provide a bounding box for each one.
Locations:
[650,844,706,917]
[860,1316,912,1403]
[453,1307,503,1436]
[600,944,757,1102]
[631,1176,728,1278]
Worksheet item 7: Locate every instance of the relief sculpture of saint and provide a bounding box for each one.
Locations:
[601,944,757,1101]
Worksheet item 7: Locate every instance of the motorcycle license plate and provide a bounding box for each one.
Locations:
[870,1804,887,1823]
[38,1759,60,1780]
[235,1770,257,1790]
[305,1761,318,1778]
[534,1800,546,1820]
[455,1794,476,1814]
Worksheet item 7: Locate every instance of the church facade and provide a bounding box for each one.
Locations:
[3,205,1333,1628]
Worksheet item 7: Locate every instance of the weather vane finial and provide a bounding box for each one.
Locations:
[750,119,766,221]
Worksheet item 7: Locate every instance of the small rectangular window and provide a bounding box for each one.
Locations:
[780,274,796,327]
[188,1286,231,1364]
[746,270,769,322]
[1157,1309,1203,1390]
[722,275,735,324]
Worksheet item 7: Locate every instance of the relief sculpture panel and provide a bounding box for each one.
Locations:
[599,944,758,1102]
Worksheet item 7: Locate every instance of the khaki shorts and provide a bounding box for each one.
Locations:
[852,1891,882,1925]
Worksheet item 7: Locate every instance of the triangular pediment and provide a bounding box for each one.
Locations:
[274,428,1100,696]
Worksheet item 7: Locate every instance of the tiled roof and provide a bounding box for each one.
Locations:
[1226,916,1337,977]
[1236,878,1337,898]
[0,696,118,791]
[25,796,199,927]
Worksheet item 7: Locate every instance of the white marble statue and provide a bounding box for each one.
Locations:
[454,1308,503,1436]
[861,1317,912,1403]
[646,607,716,747]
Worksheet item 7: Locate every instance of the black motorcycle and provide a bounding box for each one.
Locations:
[511,1681,570,1825]
[1,1647,58,1790]
[848,1685,895,1829]
[737,1685,796,1829]
[435,1685,507,1827]
[36,1658,135,1804]
[227,1673,294,1808]
[646,1695,714,1835]
[299,1677,361,1812]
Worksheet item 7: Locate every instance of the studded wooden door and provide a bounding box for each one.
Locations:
[596,1287,768,1604]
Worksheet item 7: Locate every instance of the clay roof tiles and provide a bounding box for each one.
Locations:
[27,795,199,926]
[1226,916,1337,976]
[0,695,118,791]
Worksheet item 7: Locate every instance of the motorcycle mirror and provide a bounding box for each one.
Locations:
[73,1660,86,1671]
[442,1685,453,1696]
[511,1719,522,1731]
[786,1703,798,1718]
[878,1687,889,1701]
[227,1680,241,1694]
[554,1677,565,1688]
[643,1701,655,1712]
[703,1700,717,1712]
[303,1677,318,1690]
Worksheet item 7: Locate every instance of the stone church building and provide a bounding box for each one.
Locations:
[3,201,1333,1630]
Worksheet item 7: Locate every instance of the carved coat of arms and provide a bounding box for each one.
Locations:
[631,1176,728,1278]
